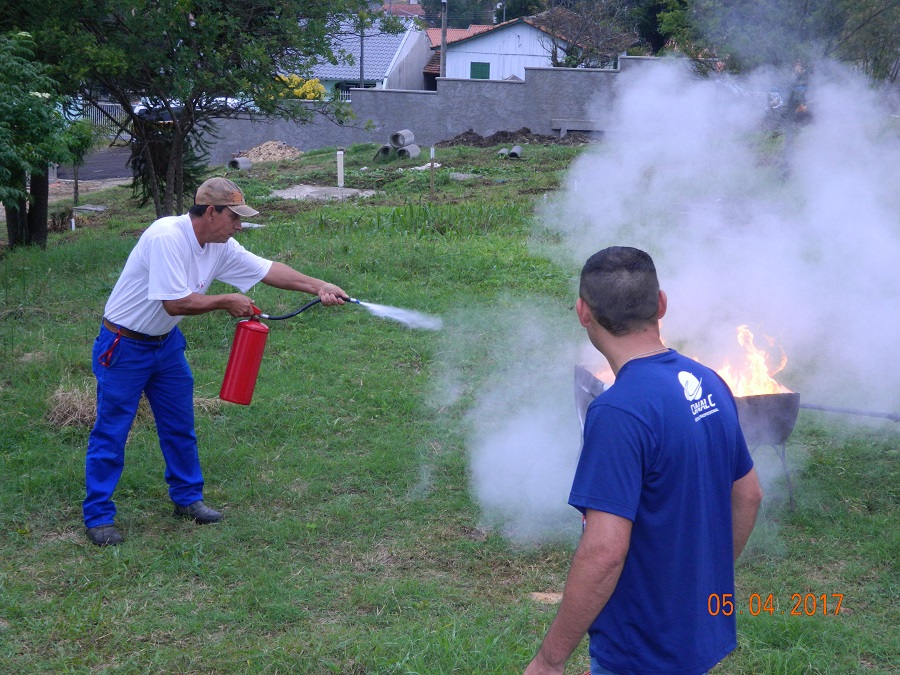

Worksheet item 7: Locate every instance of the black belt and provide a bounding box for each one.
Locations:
[102,317,170,342]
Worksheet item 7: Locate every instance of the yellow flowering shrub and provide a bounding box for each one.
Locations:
[277,75,326,100]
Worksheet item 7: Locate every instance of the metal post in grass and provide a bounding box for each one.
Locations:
[430,146,435,199]
[440,0,447,78]
[337,148,345,188]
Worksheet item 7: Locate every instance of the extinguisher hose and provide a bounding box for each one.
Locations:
[258,298,321,320]
[258,296,359,321]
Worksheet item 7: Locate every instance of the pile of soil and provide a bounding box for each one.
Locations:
[436,126,594,148]
[237,141,303,162]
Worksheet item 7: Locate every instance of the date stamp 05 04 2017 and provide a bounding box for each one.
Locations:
[708,593,845,616]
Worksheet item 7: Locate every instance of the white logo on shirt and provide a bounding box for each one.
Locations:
[678,371,703,401]
[679,370,720,420]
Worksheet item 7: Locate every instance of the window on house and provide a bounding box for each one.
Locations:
[470,62,490,80]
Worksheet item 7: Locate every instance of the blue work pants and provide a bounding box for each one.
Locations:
[83,324,203,528]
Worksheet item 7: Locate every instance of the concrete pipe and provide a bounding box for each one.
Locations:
[397,144,421,159]
[228,157,253,170]
[390,129,415,148]
[373,144,393,160]
[508,145,523,159]
[497,148,509,157]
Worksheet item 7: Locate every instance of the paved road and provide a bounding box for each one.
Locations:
[58,145,132,180]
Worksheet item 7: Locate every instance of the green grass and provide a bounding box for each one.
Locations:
[1,143,898,673]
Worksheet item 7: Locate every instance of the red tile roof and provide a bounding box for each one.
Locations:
[423,51,441,75]
[425,25,493,48]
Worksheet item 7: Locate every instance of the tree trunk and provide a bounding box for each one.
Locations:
[174,127,185,214]
[140,141,163,218]
[163,130,179,216]
[27,171,49,247]
[4,201,27,248]
[4,172,28,248]
[73,164,80,205]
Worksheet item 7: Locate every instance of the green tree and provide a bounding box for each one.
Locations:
[62,118,102,207]
[494,0,548,23]
[658,0,839,70]
[657,0,899,80]
[533,2,638,68]
[831,0,900,82]
[0,31,69,248]
[8,1,372,218]
[626,0,670,53]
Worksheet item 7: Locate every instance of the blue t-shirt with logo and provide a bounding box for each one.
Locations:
[569,349,753,675]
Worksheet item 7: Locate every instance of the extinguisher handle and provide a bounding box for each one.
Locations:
[251,305,263,315]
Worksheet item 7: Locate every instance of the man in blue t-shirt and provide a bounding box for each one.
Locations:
[525,247,763,675]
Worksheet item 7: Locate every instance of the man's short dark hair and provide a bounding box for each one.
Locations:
[579,247,660,336]
[188,204,227,218]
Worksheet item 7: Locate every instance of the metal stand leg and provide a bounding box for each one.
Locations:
[750,443,794,510]
[773,443,794,510]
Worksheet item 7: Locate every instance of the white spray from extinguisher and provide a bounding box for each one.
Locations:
[352,300,443,330]
[259,297,443,331]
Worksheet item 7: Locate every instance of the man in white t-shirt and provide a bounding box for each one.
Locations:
[84,177,348,546]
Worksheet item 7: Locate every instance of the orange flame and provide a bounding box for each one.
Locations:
[717,325,791,396]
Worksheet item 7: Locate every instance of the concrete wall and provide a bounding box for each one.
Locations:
[207,57,648,166]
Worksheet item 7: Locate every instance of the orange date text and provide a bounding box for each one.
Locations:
[707,593,844,616]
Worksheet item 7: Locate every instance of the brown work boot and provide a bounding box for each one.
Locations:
[173,500,223,524]
[86,524,124,546]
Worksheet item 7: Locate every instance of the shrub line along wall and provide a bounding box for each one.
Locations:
[207,57,659,165]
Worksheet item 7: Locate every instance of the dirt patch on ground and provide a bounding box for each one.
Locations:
[49,178,132,202]
[236,140,303,163]
[271,185,378,201]
[436,126,595,148]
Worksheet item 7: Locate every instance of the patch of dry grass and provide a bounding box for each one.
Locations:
[46,382,223,428]
[45,382,99,427]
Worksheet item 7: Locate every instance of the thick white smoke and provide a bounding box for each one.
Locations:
[551,58,900,412]
[450,57,899,543]
[433,299,585,542]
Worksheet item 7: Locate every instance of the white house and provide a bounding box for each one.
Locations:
[438,17,575,81]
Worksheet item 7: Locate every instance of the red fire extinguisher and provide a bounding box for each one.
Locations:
[220,317,269,405]
[219,298,334,405]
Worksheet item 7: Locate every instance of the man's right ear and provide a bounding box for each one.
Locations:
[576,297,593,328]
